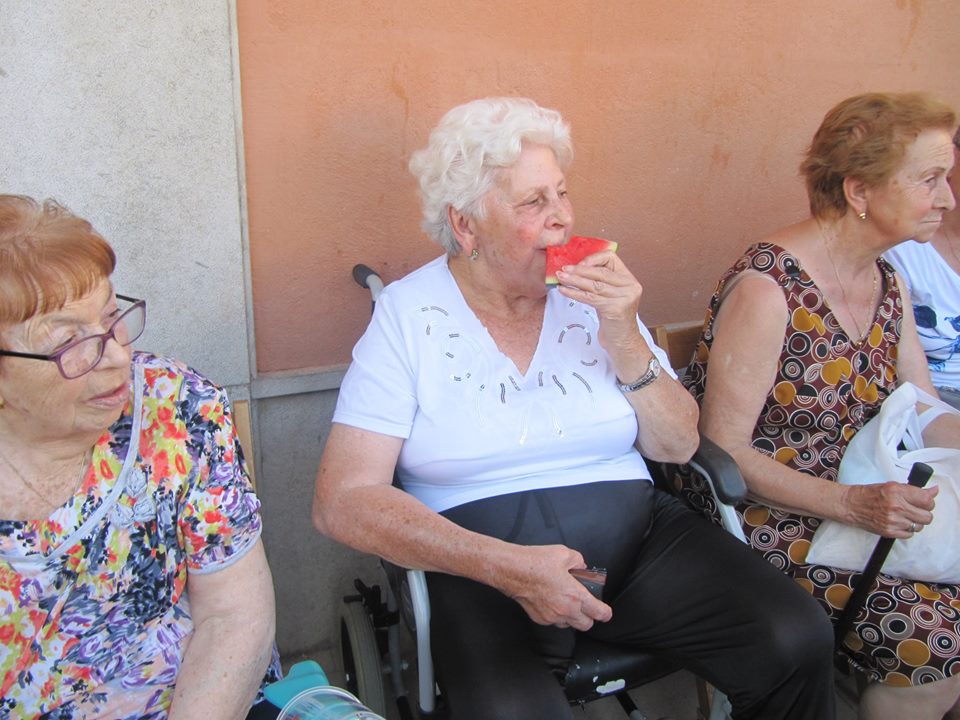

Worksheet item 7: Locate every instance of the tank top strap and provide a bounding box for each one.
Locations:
[740,242,807,292]
[876,254,898,295]
[707,243,809,317]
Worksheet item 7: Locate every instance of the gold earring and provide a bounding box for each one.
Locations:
[858,210,867,221]
[470,248,479,260]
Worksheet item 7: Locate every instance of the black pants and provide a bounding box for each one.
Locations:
[428,480,835,720]
[245,700,281,720]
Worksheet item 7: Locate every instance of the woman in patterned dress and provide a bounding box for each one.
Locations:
[0,195,280,719]
[681,93,960,718]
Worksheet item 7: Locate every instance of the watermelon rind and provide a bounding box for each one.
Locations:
[545,236,619,285]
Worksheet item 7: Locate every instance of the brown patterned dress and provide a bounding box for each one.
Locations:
[680,242,960,686]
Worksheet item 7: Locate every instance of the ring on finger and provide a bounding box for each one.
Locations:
[909,522,917,533]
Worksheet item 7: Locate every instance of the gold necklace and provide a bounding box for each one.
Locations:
[819,223,879,344]
[0,446,90,510]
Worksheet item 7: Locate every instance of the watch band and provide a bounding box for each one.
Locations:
[617,356,661,393]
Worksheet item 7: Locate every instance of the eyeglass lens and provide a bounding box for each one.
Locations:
[59,303,146,378]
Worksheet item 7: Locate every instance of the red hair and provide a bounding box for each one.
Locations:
[0,195,116,326]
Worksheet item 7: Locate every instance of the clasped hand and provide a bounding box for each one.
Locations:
[844,481,939,538]
[503,544,613,631]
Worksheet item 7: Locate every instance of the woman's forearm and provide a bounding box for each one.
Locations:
[313,426,612,629]
[724,441,848,521]
[314,425,535,592]
[168,543,277,720]
[318,481,610,628]
[320,481,523,587]
[920,406,960,449]
[606,335,699,463]
[167,613,274,720]
[627,374,699,463]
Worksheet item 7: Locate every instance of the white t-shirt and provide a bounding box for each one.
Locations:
[333,255,672,512]
[885,240,960,389]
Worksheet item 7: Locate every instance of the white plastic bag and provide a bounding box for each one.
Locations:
[805,382,960,583]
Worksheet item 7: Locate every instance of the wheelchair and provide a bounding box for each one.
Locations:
[338,436,746,720]
[336,266,748,720]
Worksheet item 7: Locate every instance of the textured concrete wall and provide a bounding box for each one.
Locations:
[0,1,252,389]
[0,0,365,662]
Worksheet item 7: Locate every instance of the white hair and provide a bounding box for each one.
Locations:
[408,97,573,255]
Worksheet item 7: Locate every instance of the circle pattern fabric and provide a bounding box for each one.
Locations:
[680,243,960,685]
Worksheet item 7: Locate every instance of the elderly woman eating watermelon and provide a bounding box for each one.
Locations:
[312,97,836,720]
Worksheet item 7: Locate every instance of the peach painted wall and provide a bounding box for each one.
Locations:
[238,0,960,374]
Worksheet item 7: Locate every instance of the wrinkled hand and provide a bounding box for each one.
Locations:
[553,249,643,354]
[843,481,938,538]
[499,544,613,631]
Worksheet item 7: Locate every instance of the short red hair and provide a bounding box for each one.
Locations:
[0,195,116,326]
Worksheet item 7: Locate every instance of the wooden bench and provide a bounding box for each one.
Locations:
[233,399,257,490]
[651,319,703,372]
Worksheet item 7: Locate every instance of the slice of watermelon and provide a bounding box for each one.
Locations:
[545,236,619,285]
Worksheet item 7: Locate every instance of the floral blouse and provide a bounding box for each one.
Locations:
[0,353,279,719]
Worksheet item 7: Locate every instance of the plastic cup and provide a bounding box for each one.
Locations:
[276,685,385,720]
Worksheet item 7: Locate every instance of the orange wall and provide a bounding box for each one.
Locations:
[238,0,960,373]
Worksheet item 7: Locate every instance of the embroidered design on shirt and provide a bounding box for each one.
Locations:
[111,467,157,528]
[423,300,604,444]
[558,322,599,367]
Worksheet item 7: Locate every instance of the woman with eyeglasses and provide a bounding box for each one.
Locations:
[0,195,280,719]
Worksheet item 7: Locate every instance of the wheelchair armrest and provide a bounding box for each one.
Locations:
[407,568,436,714]
[687,434,749,544]
[689,433,746,506]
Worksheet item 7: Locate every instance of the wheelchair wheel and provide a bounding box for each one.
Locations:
[339,598,388,716]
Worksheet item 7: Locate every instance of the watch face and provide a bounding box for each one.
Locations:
[618,356,661,392]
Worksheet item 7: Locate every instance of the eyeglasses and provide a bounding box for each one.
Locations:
[0,294,146,379]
